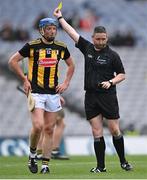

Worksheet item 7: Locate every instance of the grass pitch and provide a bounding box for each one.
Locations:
[0,155,147,179]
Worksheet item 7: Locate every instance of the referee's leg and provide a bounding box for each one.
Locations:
[89,115,106,173]
[108,119,133,171]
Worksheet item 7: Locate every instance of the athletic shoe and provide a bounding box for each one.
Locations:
[90,167,106,173]
[28,156,38,173]
[121,161,133,171]
[51,151,69,160]
[40,166,50,174]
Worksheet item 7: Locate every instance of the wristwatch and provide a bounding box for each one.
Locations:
[109,80,113,86]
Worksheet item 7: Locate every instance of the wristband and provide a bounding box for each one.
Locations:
[58,16,63,20]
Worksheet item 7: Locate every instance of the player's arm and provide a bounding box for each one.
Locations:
[56,57,75,93]
[64,57,75,86]
[8,52,31,94]
[8,52,27,81]
[54,8,79,43]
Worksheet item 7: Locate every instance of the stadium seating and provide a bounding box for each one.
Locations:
[0,0,147,46]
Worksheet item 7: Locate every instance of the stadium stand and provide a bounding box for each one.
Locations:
[0,0,147,137]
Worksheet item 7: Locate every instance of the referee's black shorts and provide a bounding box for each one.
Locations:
[85,91,120,120]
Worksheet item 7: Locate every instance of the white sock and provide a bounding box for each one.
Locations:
[30,152,37,158]
[42,165,48,169]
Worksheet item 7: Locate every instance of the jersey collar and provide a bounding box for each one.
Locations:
[41,38,54,45]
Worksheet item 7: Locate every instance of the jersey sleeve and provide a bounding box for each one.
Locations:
[112,52,125,74]
[18,43,30,57]
[75,36,91,54]
[63,47,70,60]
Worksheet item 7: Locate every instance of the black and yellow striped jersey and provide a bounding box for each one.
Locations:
[19,38,70,94]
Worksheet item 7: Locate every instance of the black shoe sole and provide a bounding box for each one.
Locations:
[28,166,38,173]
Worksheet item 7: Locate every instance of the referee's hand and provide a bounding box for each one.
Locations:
[99,81,111,89]
[54,8,62,19]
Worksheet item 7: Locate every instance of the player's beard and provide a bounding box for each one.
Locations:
[45,36,55,42]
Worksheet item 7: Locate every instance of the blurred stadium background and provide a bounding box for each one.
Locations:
[0,0,147,156]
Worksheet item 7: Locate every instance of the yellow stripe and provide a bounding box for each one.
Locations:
[28,49,34,82]
[38,49,46,88]
[54,41,66,48]
[61,50,65,59]
[37,70,44,88]
[49,50,57,88]
[49,66,56,88]
[29,39,41,45]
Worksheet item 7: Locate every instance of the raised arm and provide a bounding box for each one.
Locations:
[54,8,80,43]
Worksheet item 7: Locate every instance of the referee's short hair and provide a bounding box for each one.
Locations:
[93,26,107,34]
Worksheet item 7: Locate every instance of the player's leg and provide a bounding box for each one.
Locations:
[89,115,106,173]
[28,108,44,173]
[40,94,62,173]
[51,109,69,160]
[36,131,44,160]
[40,111,57,174]
[36,111,64,160]
[108,119,133,171]
[52,110,65,150]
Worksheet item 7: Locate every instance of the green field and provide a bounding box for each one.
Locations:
[0,155,147,179]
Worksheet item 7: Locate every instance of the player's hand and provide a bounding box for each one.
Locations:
[56,82,69,93]
[23,77,32,96]
[54,8,62,18]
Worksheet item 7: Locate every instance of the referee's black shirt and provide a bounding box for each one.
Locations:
[75,36,125,94]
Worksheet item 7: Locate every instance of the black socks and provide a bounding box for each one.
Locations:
[113,135,126,164]
[94,136,106,168]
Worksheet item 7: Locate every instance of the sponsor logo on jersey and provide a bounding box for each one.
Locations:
[38,58,57,67]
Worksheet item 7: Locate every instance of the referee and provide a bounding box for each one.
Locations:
[54,8,133,173]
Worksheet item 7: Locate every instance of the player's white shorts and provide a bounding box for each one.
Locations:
[31,93,62,112]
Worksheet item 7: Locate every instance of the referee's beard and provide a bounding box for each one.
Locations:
[95,44,106,50]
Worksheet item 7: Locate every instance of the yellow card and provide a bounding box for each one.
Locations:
[58,1,62,10]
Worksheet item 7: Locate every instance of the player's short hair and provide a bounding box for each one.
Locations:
[93,26,107,34]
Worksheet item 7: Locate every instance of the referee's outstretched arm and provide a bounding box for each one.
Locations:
[54,8,79,43]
